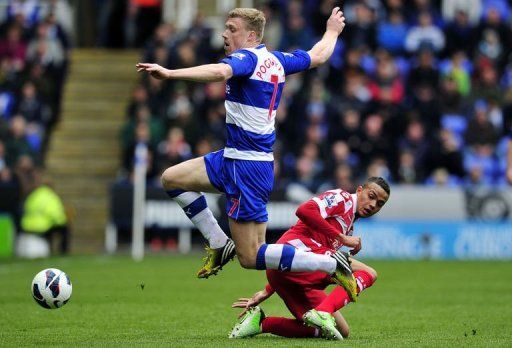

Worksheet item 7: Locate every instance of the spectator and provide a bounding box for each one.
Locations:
[465,100,499,148]
[398,119,429,178]
[367,50,405,105]
[425,128,465,179]
[377,10,408,55]
[360,113,392,165]
[442,0,482,26]
[20,167,69,254]
[279,11,314,51]
[443,10,477,58]
[156,127,192,174]
[344,2,377,51]
[5,115,35,166]
[396,149,418,183]
[0,25,27,72]
[26,21,65,69]
[0,139,13,183]
[405,11,445,54]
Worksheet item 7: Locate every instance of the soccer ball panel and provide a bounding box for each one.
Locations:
[31,268,72,309]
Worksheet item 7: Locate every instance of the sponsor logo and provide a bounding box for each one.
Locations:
[231,52,246,60]
[324,194,338,208]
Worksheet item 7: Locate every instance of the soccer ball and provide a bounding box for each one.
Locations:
[31,268,72,309]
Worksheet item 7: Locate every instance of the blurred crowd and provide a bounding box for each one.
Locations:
[0,0,72,188]
[122,0,512,200]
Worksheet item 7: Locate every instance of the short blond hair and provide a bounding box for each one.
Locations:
[228,8,266,41]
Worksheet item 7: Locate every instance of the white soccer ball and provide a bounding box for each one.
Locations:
[31,268,72,309]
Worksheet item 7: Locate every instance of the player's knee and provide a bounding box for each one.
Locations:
[366,266,378,282]
[236,252,256,269]
[161,167,178,189]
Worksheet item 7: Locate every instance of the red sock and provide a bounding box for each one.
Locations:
[315,270,376,313]
[261,317,317,338]
[354,270,375,292]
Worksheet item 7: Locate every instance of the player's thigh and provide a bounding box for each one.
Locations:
[161,157,219,193]
[267,271,327,319]
[282,288,326,320]
[349,258,378,279]
[229,219,266,268]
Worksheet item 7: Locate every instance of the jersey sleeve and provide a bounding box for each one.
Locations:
[272,49,311,75]
[220,49,257,77]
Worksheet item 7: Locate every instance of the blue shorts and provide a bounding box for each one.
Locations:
[204,150,273,222]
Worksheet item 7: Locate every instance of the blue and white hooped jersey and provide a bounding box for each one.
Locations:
[220,44,311,161]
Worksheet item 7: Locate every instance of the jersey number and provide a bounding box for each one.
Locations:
[268,74,279,120]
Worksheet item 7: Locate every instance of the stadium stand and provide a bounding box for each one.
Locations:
[120,0,511,197]
[0,0,72,233]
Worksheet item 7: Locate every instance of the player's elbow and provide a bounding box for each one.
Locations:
[308,54,325,69]
[295,204,306,220]
[215,64,232,81]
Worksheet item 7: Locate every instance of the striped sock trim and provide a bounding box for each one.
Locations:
[166,189,186,198]
[182,196,207,219]
[277,244,295,272]
[256,244,268,270]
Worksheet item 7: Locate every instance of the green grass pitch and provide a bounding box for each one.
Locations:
[0,255,511,347]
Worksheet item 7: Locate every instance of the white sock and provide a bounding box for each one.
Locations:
[190,209,228,249]
[169,190,228,249]
[290,251,336,273]
[256,244,336,274]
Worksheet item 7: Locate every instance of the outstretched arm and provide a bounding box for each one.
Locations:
[136,62,233,82]
[307,7,345,69]
[232,285,274,318]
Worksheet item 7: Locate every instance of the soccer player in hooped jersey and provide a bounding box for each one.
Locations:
[136,8,357,297]
[229,177,390,340]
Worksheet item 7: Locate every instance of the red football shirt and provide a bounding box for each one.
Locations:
[279,189,358,252]
[265,189,358,289]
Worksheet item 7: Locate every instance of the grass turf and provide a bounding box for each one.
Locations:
[0,255,510,347]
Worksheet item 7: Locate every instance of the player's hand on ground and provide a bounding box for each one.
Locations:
[326,7,346,35]
[232,289,270,318]
[136,63,169,79]
[342,235,362,256]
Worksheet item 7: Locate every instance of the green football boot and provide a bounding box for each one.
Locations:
[229,306,265,339]
[303,309,344,340]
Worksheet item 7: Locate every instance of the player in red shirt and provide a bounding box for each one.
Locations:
[229,177,390,340]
